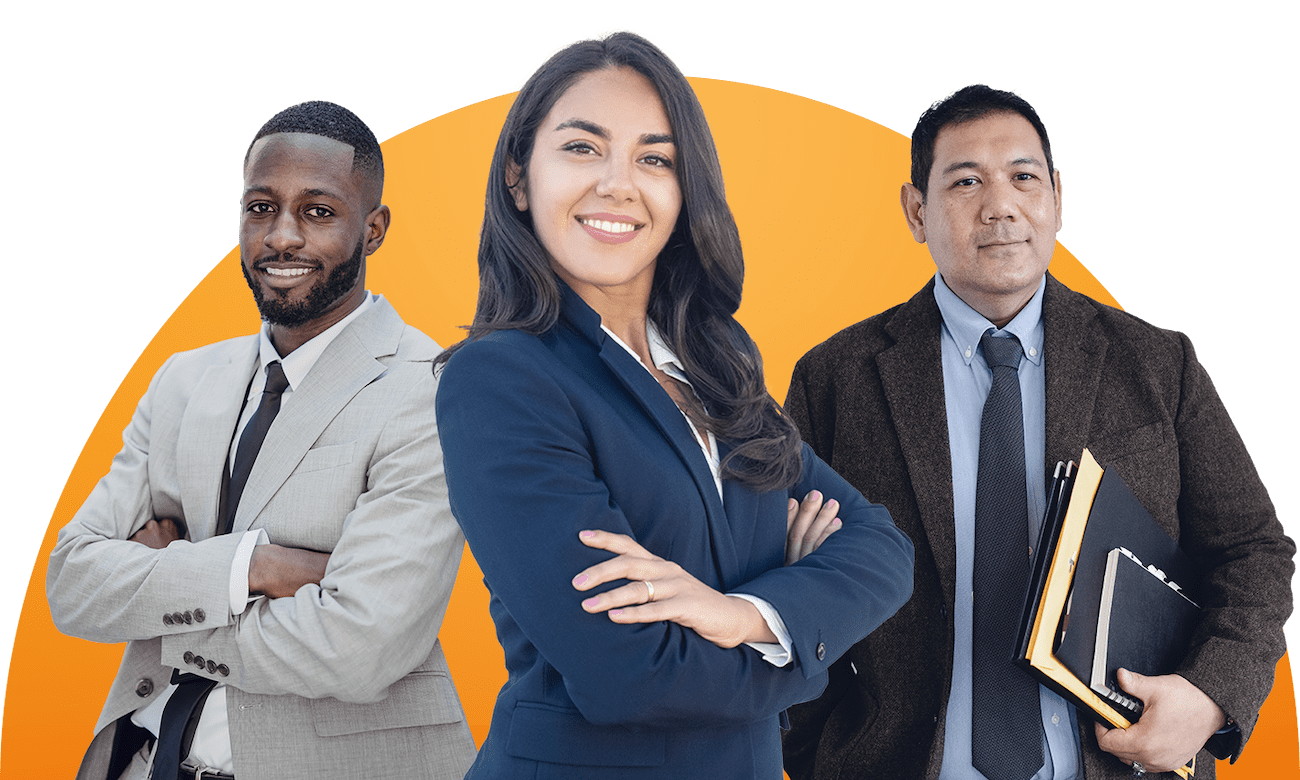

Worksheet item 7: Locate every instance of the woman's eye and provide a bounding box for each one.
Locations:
[641,154,674,169]
[561,141,597,155]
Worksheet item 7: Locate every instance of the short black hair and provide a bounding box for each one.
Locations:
[245,101,384,195]
[910,84,1053,199]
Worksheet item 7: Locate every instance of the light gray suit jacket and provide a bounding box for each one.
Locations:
[47,296,476,780]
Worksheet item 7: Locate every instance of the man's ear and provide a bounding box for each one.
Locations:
[363,204,392,255]
[506,158,528,212]
[900,183,927,244]
[1052,169,1063,231]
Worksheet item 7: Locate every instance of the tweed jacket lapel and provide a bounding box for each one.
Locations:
[1042,274,1109,475]
[229,299,403,534]
[175,337,259,541]
[875,281,958,604]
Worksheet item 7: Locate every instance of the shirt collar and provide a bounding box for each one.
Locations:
[256,292,376,390]
[933,272,1045,367]
[599,320,693,389]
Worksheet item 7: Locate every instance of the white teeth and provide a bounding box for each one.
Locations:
[265,267,312,277]
[580,218,637,234]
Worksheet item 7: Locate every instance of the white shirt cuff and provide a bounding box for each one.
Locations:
[229,528,270,615]
[730,593,793,666]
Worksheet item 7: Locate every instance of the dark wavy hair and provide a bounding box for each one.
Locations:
[911,84,1054,200]
[437,32,802,492]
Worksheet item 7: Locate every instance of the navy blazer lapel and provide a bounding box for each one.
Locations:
[876,282,958,604]
[176,338,259,541]
[1042,274,1109,476]
[231,301,402,534]
[558,283,740,581]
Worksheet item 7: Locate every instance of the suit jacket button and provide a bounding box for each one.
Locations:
[193,655,205,669]
[135,678,154,697]
[163,614,175,626]
[217,664,230,677]
[182,611,193,624]
[816,642,827,661]
[193,608,206,623]
[206,660,217,674]
[183,651,195,665]
[172,612,185,624]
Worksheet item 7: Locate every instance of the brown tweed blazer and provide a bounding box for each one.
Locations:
[781,274,1293,780]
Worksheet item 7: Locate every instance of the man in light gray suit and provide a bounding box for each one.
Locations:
[47,101,476,780]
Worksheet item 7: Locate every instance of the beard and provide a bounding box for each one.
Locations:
[241,238,364,327]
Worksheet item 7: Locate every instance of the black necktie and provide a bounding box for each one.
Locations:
[154,360,288,779]
[221,361,289,535]
[971,332,1041,780]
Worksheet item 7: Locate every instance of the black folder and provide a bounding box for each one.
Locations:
[1014,450,1199,778]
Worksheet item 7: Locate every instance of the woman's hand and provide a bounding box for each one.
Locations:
[573,530,777,649]
[786,490,841,565]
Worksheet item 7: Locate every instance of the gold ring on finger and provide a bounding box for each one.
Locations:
[644,580,656,603]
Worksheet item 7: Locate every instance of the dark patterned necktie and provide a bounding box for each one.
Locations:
[154,360,288,779]
[971,332,1041,780]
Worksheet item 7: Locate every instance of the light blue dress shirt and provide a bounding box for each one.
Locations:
[933,273,1080,780]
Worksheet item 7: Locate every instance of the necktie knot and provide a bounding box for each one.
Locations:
[981,332,1023,371]
[264,361,289,395]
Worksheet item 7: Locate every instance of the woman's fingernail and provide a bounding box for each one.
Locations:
[573,574,588,586]
[582,597,599,608]
[580,530,596,539]
[610,609,624,616]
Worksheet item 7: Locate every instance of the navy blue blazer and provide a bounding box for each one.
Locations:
[436,285,914,780]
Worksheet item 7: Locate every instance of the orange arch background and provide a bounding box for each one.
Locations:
[5,81,1295,777]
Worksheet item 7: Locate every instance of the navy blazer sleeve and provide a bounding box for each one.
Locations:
[436,333,912,731]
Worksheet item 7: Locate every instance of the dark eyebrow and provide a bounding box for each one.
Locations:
[553,119,673,147]
[941,156,1044,177]
[555,119,608,139]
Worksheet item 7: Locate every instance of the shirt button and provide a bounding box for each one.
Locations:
[964,348,973,359]
[1052,714,1060,725]
[1029,347,1038,358]
[815,642,826,661]
[135,678,154,697]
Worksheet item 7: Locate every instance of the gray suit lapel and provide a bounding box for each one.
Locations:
[176,339,259,541]
[231,302,404,534]
[877,285,958,604]
[1042,275,1109,474]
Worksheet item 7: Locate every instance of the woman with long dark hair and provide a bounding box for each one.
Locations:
[435,33,913,779]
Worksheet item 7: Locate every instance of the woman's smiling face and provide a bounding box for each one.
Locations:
[513,66,682,307]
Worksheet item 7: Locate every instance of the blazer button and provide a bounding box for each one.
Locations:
[182,611,193,624]
[194,608,206,623]
[206,660,217,674]
[217,664,230,677]
[193,655,205,669]
[172,612,185,624]
[163,614,175,626]
[135,678,154,697]
[816,642,827,661]
[183,651,195,665]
